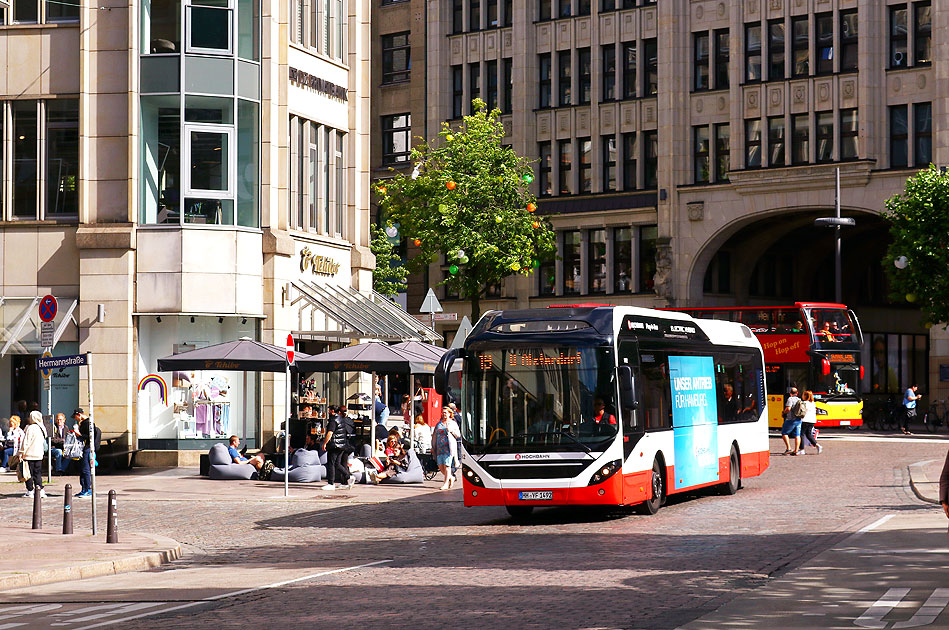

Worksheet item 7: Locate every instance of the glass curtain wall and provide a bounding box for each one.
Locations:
[140,0,260,228]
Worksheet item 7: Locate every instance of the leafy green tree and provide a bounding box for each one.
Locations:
[884,165,949,325]
[370,223,409,297]
[377,100,556,321]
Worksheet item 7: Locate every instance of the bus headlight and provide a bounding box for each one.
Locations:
[815,407,828,415]
[588,459,622,486]
[462,464,485,487]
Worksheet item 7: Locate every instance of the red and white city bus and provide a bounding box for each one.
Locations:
[434,305,770,517]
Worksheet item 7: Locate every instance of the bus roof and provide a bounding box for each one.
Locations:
[679,302,848,311]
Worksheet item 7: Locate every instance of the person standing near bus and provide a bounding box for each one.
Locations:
[780,387,803,455]
[799,391,822,454]
[902,384,921,435]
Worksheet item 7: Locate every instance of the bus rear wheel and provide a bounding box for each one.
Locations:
[506,505,534,520]
[638,460,664,515]
[721,446,740,495]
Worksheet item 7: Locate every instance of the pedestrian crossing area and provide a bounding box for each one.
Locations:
[0,601,184,629]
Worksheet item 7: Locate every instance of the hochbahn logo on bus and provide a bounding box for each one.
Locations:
[514,453,550,460]
[621,315,708,341]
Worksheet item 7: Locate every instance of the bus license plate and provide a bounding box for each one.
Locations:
[519,491,553,501]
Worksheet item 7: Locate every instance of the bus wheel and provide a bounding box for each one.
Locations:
[722,446,740,495]
[638,460,664,515]
[506,505,534,520]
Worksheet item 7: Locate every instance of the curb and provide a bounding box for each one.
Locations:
[907,460,940,505]
[0,533,181,591]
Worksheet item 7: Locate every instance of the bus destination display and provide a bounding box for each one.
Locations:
[477,350,583,371]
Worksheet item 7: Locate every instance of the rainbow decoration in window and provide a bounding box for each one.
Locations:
[138,374,168,406]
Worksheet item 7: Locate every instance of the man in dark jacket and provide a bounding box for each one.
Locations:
[74,408,100,498]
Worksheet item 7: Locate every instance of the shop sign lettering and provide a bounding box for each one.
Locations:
[288,67,348,101]
[300,247,341,276]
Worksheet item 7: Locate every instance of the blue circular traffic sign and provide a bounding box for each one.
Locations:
[39,295,58,322]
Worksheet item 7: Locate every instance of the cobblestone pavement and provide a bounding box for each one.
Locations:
[2,434,947,630]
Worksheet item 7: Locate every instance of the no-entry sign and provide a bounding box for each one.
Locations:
[286,333,295,365]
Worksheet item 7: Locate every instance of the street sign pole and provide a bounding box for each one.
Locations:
[285,334,294,498]
[88,354,97,535]
[46,352,52,483]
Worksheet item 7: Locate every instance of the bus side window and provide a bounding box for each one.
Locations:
[640,353,671,430]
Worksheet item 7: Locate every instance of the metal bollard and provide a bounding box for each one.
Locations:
[32,481,42,530]
[63,484,73,534]
[106,489,118,544]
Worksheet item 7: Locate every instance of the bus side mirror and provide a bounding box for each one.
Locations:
[434,348,464,397]
[618,365,638,410]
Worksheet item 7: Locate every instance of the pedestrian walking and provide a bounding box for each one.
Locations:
[433,407,461,489]
[321,406,353,490]
[799,390,822,454]
[902,384,921,435]
[19,411,48,498]
[940,448,948,521]
[0,415,24,472]
[74,408,100,498]
[780,387,804,455]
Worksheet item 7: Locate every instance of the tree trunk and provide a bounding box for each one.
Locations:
[469,292,481,324]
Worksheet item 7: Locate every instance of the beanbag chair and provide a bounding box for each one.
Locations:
[208,443,256,480]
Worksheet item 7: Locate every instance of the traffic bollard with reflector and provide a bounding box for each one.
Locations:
[32,484,42,529]
[106,489,118,543]
[63,484,73,534]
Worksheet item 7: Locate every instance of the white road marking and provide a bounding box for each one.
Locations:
[82,559,393,629]
[850,515,895,539]
[50,603,129,617]
[0,604,63,621]
[0,623,28,629]
[821,435,949,444]
[891,589,949,629]
[50,603,164,625]
[854,588,910,628]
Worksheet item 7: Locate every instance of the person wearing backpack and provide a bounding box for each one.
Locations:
[19,411,48,498]
[321,406,354,490]
[780,387,803,456]
[798,390,822,454]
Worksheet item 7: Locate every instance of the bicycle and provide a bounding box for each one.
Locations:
[924,399,947,433]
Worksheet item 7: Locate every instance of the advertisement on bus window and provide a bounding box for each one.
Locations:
[669,356,719,490]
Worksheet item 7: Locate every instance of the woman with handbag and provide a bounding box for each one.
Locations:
[1,415,24,472]
[19,411,48,498]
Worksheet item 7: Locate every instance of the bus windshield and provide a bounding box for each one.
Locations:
[464,345,618,454]
[806,308,859,344]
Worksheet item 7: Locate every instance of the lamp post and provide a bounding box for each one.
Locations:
[814,168,855,303]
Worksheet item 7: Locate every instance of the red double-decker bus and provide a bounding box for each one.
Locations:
[669,303,864,428]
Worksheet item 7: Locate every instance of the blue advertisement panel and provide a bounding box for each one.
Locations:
[669,355,719,490]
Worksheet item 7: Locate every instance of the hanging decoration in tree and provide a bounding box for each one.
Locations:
[510,262,520,271]
[532,221,540,229]
[527,202,536,213]
[449,264,459,274]
[413,238,422,247]
[523,173,534,183]
[446,180,457,190]
[385,225,399,238]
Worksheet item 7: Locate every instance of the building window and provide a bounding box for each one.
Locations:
[714,29,729,89]
[791,113,809,165]
[816,13,833,74]
[622,42,636,99]
[486,60,498,110]
[693,31,709,91]
[579,137,592,193]
[558,139,572,195]
[45,99,80,216]
[562,230,581,294]
[502,58,512,113]
[451,65,463,118]
[643,38,657,95]
[576,0,589,15]
[335,131,345,234]
[714,122,729,182]
[452,0,463,33]
[588,229,607,293]
[839,109,858,160]
[601,0,614,11]
[613,227,631,292]
[8,0,80,22]
[503,0,511,26]
[639,225,658,293]
[46,0,79,22]
[622,132,636,190]
[840,10,858,72]
[791,15,808,77]
[538,0,550,21]
[486,0,497,28]
[693,126,710,183]
[890,6,908,68]
[602,135,616,192]
[703,250,731,294]
[815,111,833,163]
[538,54,551,109]
[538,141,552,197]
[890,105,908,168]
[745,119,761,168]
[768,19,785,80]
[558,0,570,18]
[558,50,571,106]
[12,100,38,218]
[915,2,931,65]
[469,0,480,30]
[643,130,657,188]
[381,32,410,84]
[382,113,411,165]
[914,102,932,167]
[469,62,481,114]
[578,48,591,104]
[602,45,616,101]
[768,116,785,167]
[745,23,762,82]
[537,252,556,295]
